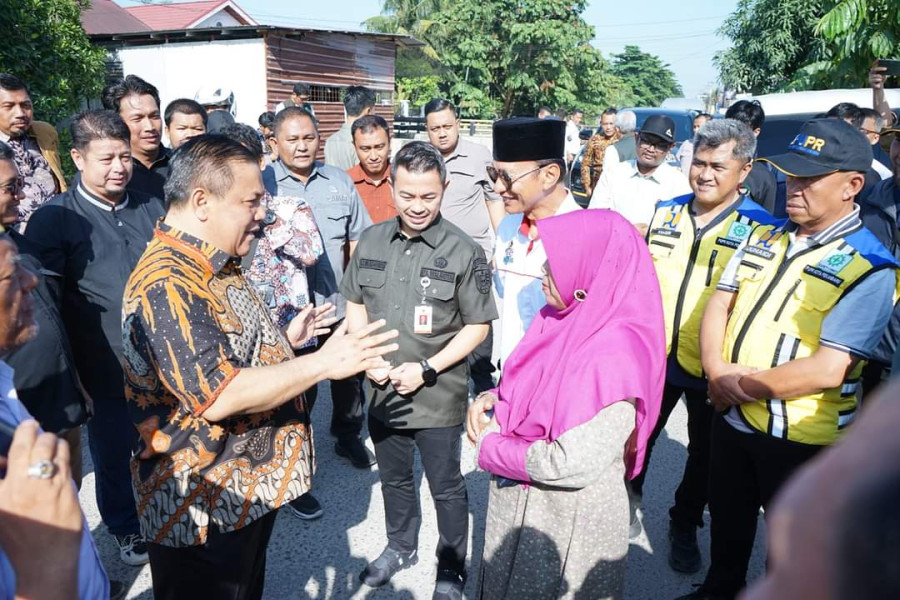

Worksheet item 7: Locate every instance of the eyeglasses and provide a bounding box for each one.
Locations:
[859,127,881,137]
[486,165,542,189]
[0,178,24,197]
[637,135,671,153]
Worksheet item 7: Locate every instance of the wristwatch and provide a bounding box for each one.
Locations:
[420,360,438,387]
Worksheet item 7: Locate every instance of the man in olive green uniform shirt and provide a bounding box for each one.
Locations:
[341,142,497,599]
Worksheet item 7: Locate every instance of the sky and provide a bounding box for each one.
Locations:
[116,0,739,100]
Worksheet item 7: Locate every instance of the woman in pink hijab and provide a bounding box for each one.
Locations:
[468,209,665,599]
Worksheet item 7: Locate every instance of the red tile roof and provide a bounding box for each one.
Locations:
[81,0,151,35]
[126,0,253,31]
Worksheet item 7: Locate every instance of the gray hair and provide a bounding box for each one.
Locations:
[694,119,757,164]
[616,110,637,134]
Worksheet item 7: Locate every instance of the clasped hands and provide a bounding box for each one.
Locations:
[707,361,758,411]
[368,362,424,396]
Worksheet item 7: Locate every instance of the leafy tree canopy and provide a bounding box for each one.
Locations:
[610,46,683,107]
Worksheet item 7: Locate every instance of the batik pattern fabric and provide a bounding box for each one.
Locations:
[7,135,56,228]
[580,132,622,193]
[122,223,314,548]
[246,194,323,346]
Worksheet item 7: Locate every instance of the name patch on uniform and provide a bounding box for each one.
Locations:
[803,265,843,287]
[360,259,387,271]
[420,268,455,283]
[473,257,492,294]
[650,228,681,239]
[744,246,775,260]
[715,237,741,249]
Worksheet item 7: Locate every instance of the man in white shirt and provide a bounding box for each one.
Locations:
[589,114,690,235]
[564,109,583,164]
[490,117,582,365]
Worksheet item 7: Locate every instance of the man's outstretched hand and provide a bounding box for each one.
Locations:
[317,319,399,381]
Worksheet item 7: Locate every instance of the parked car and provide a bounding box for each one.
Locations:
[570,108,698,207]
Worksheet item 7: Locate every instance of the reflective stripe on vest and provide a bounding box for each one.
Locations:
[724,223,900,445]
[647,194,780,377]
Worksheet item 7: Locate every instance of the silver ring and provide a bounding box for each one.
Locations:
[27,459,56,480]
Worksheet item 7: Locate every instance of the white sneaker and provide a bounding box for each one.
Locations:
[114,533,149,566]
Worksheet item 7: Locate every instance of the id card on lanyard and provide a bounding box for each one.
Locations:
[414,276,433,334]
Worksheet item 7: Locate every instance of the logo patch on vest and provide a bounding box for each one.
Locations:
[817,251,854,275]
[726,221,752,242]
[662,208,682,229]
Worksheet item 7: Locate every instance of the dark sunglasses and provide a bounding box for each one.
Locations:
[486,165,542,188]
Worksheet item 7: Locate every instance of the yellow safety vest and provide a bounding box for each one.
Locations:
[647,194,780,377]
[724,223,900,445]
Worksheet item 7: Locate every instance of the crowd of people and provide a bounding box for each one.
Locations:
[0,58,899,600]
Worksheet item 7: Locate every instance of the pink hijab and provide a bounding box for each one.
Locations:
[492,209,665,480]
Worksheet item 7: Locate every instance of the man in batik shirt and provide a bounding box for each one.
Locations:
[121,136,397,599]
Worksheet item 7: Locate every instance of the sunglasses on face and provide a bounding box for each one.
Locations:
[486,165,543,188]
[637,135,671,153]
[0,178,24,197]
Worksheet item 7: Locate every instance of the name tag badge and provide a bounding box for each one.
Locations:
[414,305,433,334]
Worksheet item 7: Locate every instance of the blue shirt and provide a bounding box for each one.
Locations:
[270,160,371,319]
[0,361,108,600]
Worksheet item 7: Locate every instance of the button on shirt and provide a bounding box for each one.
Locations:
[589,159,691,226]
[493,195,582,365]
[347,162,397,224]
[270,160,372,320]
[0,361,108,600]
[341,215,498,429]
[122,224,314,547]
[440,139,502,258]
[717,205,896,433]
[24,184,164,401]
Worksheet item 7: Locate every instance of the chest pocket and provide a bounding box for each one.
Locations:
[319,203,351,241]
[648,239,675,260]
[425,278,458,329]
[359,270,387,316]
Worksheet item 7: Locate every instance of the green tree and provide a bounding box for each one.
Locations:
[0,0,106,124]
[714,0,826,94]
[807,0,900,88]
[364,0,449,60]
[609,45,683,107]
[432,0,630,118]
[395,75,441,110]
[716,0,900,93]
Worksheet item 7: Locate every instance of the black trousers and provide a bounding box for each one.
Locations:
[302,322,363,440]
[630,382,714,528]
[702,415,821,597]
[368,415,469,571]
[468,323,496,396]
[147,510,278,600]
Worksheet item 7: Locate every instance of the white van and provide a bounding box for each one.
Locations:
[746,88,900,117]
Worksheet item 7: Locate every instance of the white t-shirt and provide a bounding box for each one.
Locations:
[565,121,581,159]
[588,159,691,225]
[493,194,582,365]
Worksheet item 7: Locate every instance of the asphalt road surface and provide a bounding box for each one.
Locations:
[82,386,766,599]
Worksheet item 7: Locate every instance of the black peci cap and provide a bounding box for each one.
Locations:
[493,117,566,162]
[758,118,873,177]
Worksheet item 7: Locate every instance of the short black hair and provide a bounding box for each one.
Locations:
[827,102,865,128]
[273,106,317,137]
[292,82,310,96]
[424,98,456,118]
[164,98,207,127]
[696,112,713,121]
[725,100,765,131]
[391,141,446,185]
[343,86,376,117]
[0,142,13,162]
[219,123,264,160]
[164,135,258,209]
[571,109,583,117]
[555,108,567,120]
[601,107,618,117]
[0,74,27,94]
[351,115,390,142]
[70,110,131,152]
[258,111,275,128]
[835,468,900,599]
[538,106,552,114]
[101,75,160,113]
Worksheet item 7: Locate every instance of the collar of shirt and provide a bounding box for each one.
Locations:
[273,159,329,184]
[443,141,469,164]
[348,162,391,187]
[784,203,862,247]
[75,182,130,212]
[157,221,235,274]
[389,213,445,248]
[625,159,667,184]
[134,146,171,172]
